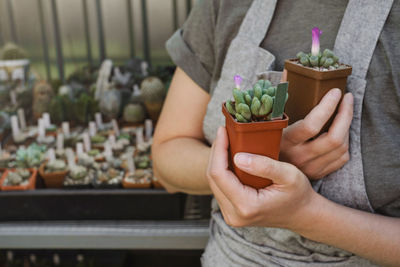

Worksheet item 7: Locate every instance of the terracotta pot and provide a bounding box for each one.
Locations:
[38,162,68,188]
[284,59,352,132]
[0,168,37,191]
[222,103,288,189]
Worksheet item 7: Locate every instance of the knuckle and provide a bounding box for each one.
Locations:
[208,167,221,180]
[302,121,320,137]
[236,204,254,220]
[327,134,343,148]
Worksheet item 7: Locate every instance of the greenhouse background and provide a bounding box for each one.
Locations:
[0,0,192,80]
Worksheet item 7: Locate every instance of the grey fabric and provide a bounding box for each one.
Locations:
[318,0,394,212]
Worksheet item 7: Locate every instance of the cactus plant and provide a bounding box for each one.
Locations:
[123,103,145,123]
[226,75,288,123]
[45,160,67,173]
[3,168,31,186]
[140,77,166,121]
[1,43,27,60]
[32,81,54,119]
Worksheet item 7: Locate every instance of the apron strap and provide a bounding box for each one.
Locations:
[334,0,394,79]
[320,0,394,211]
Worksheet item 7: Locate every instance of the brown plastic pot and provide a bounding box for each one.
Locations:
[284,59,352,132]
[38,162,68,188]
[0,168,37,191]
[122,172,152,189]
[222,103,288,189]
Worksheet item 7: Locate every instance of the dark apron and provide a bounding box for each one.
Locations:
[201,0,394,265]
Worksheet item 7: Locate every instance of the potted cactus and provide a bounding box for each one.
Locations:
[222,75,289,189]
[0,168,37,191]
[284,27,352,131]
[63,165,95,189]
[93,163,123,189]
[123,169,152,189]
[140,77,166,122]
[39,159,68,188]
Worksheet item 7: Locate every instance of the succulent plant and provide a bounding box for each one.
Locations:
[15,143,46,168]
[45,160,67,173]
[69,165,88,180]
[99,88,121,120]
[77,154,96,168]
[97,167,123,184]
[123,103,145,123]
[32,81,54,119]
[140,77,166,121]
[91,134,106,144]
[296,27,341,70]
[1,43,27,60]
[135,154,151,169]
[74,93,98,124]
[125,169,152,184]
[4,168,30,186]
[226,75,288,123]
[88,149,100,157]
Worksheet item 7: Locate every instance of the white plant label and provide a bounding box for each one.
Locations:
[62,122,70,136]
[47,148,56,162]
[57,133,64,151]
[89,121,97,137]
[145,119,153,140]
[108,134,116,147]
[42,113,51,128]
[10,90,17,105]
[104,141,113,158]
[112,119,120,136]
[38,118,45,139]
[76,143,84,157]
[17,108,27,130]
[136,127,144,146]
[83,133,91,152]
[11,115,20,137]
[66,148,75,168]
[95,113,103,128]
[127,155,135,174]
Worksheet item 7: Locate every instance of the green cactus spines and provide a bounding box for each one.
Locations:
[259,94,273,116]
[233,88,245,105]
[332,55,339,64]
[309,55,319,67]
[244,93,252,106]
[323,58,334,68]
[237,103,251,120]
[250,97,261,116]
[254,84,263,100]
[235,113,248,123]
[300,56,310,66]
[226,100,236,116]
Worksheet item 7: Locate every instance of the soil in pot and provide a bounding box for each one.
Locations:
[122,169,152,189]
[284,59,352,132]
[222,103,288,189]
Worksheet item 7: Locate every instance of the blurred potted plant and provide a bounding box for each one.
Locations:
[284,27,352,131]
[222,75,289,189]
[39,159,68,188]
[0,168,37,191]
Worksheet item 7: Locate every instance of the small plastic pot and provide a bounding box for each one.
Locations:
[38,162,68,188]
[0,168,37,191]
[284,59,352,132]
[222,103,288,189]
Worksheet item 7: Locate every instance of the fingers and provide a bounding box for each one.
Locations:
[317,151,350,179]
[234,153,294,185]
[284,89,342,144]
[281,69,287,82]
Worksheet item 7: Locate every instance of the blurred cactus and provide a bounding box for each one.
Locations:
[1,43,27,60]
[296,48,340,69]
[140,76,166,121]
[227,77,288,123]
[99,88,121,120]
[123,103,146,123]
[32,81,54,119]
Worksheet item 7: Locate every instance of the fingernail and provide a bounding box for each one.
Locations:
[329,88,341,98]
[234,153,252,167]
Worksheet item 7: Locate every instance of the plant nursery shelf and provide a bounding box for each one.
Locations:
[0,189,186,221]
[0,220,210,250]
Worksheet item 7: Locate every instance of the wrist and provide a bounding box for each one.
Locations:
[288,190,328,235]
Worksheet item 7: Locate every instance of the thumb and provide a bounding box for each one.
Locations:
[234,153,293,185]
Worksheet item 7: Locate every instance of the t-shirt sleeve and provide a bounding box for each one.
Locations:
[165,0,216,93]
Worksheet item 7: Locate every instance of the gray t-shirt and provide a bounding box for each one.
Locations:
[166,0,400,217]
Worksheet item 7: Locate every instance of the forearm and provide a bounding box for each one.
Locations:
[295,193,400,266]
[152,137,212,195]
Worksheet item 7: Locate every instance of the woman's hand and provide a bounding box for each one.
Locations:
[206,126,318,229]
[280,88,354,179]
